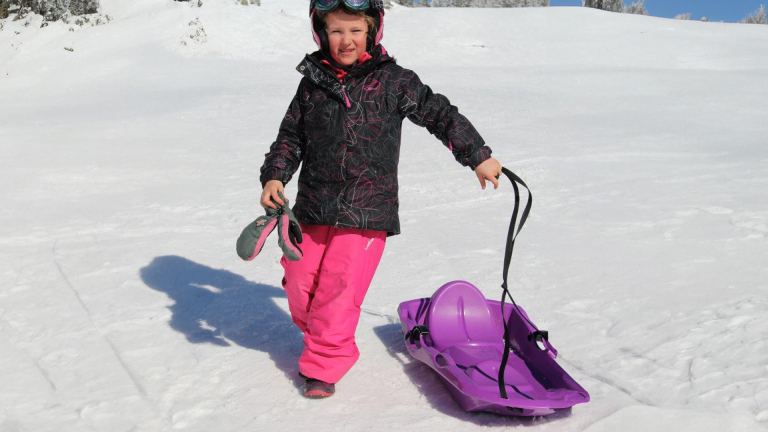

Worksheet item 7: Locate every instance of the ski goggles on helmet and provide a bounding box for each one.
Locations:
[313,0,370,12]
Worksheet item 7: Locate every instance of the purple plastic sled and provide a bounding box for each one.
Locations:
[398,280,590,417]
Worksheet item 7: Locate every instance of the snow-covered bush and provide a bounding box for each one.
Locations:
[182,16,206,45]
[68,0,97,15]
[623,0,647,15]
[740,5,767,24]
[583,0,624,13]
[701,16,708,22]
[174,0,203,6]
[674,13,691,20]
[235,0,260,5]
[584,0,650,16]
[0,0,98,21]
[501,0,549,5]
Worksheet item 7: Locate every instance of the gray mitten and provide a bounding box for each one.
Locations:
[276,192,303,261]
[236,205,280,261]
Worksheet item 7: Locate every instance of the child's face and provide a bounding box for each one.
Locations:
[324,11,368,66]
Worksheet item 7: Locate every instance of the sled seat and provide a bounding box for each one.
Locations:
[426,280,502,350]
[426,281,537,393]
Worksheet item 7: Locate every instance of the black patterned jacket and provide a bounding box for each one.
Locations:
[260,46,492,236]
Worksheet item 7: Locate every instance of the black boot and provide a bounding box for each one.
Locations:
[300,373,335,399]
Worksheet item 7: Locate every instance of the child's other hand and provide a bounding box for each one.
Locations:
[261,180,286,209]
[475,158,503,190]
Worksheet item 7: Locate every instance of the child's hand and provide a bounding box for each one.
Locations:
[475,158,503,190]
[261,180,286,209]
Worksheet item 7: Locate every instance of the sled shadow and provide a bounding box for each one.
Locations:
[140,255,304,388]
[373,323,572,427]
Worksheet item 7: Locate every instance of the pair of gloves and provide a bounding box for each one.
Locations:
[236,192,303,262]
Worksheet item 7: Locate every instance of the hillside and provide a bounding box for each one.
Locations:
[1,1,767,431]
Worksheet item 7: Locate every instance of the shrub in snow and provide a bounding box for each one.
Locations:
[701,16,708,22]
[500,0,549,5]
[235,0,260,5]
[174,0,203,6]
[623,0,647,15]
[740,5,767,24]
[506,0,550,6]
[0,0,99,21]
[182,16,207,45]
[71,12,109,27]
[584,0,623,13]
[674,13,691,20]
[68,0,98,15]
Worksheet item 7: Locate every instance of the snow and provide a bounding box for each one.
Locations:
[1,1,768,430]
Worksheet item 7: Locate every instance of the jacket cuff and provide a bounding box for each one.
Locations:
[260,168,288,188]
[466,145,493,170]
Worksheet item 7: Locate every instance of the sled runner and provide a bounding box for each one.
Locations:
[397,168,589,416]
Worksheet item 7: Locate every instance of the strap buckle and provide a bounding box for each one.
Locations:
[405,325,429,345]
[528,330,549,350]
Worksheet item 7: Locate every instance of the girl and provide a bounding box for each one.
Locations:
[260,0,502,398]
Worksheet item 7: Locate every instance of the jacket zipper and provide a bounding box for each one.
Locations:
[339,82,351,225]
[341,85,351,109]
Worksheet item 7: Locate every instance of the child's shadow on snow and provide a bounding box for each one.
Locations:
[373,324,572,427]
[140,255,303,388]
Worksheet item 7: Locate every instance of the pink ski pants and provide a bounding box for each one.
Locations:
[280,224,386,384]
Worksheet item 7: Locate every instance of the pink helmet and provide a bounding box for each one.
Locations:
[309,0,385,52]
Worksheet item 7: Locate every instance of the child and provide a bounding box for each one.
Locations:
[259,0,502,398]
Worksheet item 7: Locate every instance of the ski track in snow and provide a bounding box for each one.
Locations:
[2,0,768,431]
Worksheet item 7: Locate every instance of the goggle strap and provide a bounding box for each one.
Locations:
[315,0,371,12]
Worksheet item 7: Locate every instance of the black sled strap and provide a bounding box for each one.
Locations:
[498,167,533,400]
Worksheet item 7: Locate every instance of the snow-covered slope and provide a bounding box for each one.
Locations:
[1,1,767,431]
